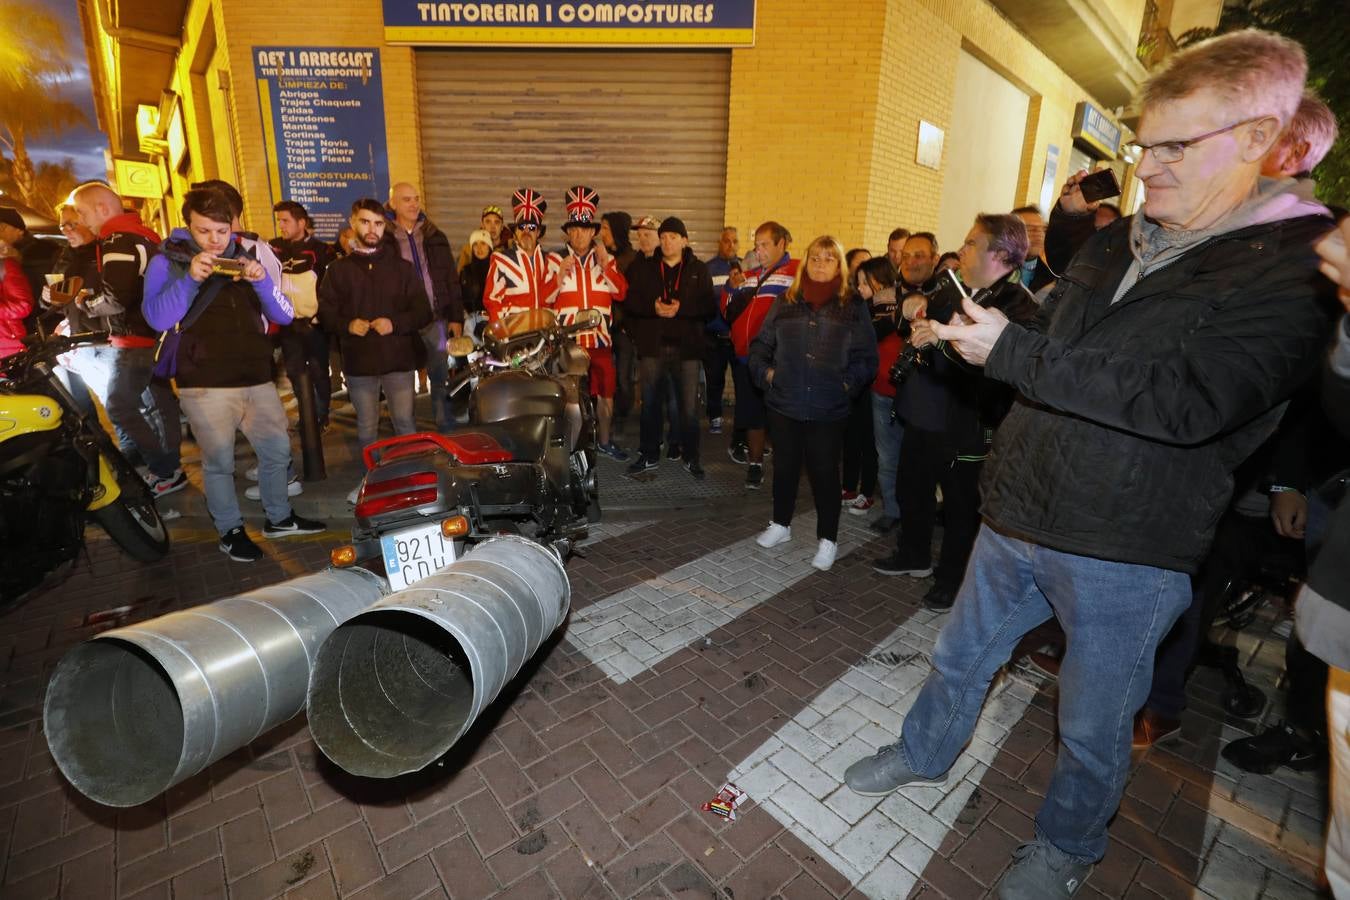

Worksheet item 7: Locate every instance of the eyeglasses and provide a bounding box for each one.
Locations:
[1132,115,1271,164]
[516,223,540,233]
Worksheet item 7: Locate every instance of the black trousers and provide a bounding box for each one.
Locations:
[280,322,332,424]
[841,390,877,496]
[767,409,845,541]
[895,426,982,589]
[704,335,736,421]
[638,348,700,461]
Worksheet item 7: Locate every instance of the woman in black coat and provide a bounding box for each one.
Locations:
[748,235,878,571]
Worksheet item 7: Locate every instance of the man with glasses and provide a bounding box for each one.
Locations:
[484,188,560,323]
[845,30,1336,899]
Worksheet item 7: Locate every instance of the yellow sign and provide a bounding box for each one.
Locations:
[114,159,163,200]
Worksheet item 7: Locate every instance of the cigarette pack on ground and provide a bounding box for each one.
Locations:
[702,782,748,821]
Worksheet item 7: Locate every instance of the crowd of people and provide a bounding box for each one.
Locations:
[3,23,1350,900]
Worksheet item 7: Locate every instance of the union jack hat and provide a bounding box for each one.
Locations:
[564,185,600,229]
[511,189,547,226]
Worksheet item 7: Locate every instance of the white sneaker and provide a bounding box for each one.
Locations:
[347,485,361,505]
[756,522,791,548]
[245,466,259,482]
[244,478,303,501]
[812,539,838,571]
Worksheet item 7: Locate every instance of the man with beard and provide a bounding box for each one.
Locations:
[484,189,560,322]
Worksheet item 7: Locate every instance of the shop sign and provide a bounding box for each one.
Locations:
[382,0,756,46]
[113,159,163,200]
[253,47,391,240]
[1072,101,1122,159]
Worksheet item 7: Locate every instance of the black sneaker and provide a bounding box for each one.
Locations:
[219,526,263,562]
[262,513,327,538]
[745,463,763,490]
[922,583,957,612]
[873,554,933,577]
[684,459,705,480]
[869,515,899,533]
[728,442,749,465]
[627,454,659,474]
[666,442,682,460]
[1221,721,1326,774]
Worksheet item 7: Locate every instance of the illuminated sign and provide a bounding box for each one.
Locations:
[1072,101,1122,159]
[113,159,164,200]
[383,0,756,46]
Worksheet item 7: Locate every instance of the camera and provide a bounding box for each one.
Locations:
[209,257,247,277]
[888,270,970,387]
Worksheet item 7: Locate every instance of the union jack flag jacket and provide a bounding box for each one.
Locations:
[483,245,561,322]
[551,249,627,349]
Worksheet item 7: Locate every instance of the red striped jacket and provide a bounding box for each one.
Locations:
[484,245,560,322]
[550,250,627,349]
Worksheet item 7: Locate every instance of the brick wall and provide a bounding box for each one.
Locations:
[726,0,1130,252]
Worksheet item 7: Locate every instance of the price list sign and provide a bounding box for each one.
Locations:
[254,47,391,240]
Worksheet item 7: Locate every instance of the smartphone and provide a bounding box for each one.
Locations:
[926,269,970,324]
[1078,169,1122,204]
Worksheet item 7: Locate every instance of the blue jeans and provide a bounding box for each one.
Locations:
[178,384,293,534]
[871,392,902,519]
[107,346,181,478]
[420,320,450,430]
[348,371,417,447]
[899,525,1189,862]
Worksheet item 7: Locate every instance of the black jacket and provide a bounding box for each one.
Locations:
[13,233,59,309]
[896,276,1038,451]
[270,235,335,282]
[623,249,716,359]
[459,255,491,315]
[981,213,1337,573]
[318,244,432,376]
[749,296,878,423]
[48,243,103,334]
[383,215,463,325]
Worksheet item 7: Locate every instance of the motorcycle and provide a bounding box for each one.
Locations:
[0,332,170,606]
[343,307,603,590]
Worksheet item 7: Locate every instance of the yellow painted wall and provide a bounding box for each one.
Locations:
[725,0,1133,253]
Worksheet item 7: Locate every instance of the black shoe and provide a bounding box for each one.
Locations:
[922,583,956,612]
[684,459,705,480]
[872,553,933,577]
[219,526,263,562]
[1221,722,1326,774]
[728,442,749,465]
[745,463,763,490]
[869,515,899,533]
[627,454,659,474]
[666,442,682,460]
[263,513,327,538]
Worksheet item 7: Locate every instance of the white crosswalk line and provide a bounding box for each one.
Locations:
[727,611,1042,899]
[565,513,873,684]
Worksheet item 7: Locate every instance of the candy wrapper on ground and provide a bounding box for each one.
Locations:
[702,782,748,821]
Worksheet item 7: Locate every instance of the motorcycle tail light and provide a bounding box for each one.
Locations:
[330,546,358,567]
[354,472,439,518]
[441,515,469,538]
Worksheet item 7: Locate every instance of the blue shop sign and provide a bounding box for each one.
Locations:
[1072,101,1123,159]
[253,47,391,241]
[383,0,756,46]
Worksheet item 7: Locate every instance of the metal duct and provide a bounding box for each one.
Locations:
[44,567,388,807]
[307,535,570,778]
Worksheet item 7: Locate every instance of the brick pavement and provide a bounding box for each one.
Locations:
[0,412,1332,899]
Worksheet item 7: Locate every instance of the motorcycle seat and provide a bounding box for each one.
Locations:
[446,418,552,464]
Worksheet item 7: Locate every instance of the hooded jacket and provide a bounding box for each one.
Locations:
[318,242,432,376]
[384,212,463,325]
[980,178,1337,573]
[0,258,33,359]
[623,247,716,359]
[142,228,294,388]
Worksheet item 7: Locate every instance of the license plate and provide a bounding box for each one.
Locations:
[380,520,457,591]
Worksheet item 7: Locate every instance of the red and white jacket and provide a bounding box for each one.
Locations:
[550,250,626,349]
[484,245,561,322]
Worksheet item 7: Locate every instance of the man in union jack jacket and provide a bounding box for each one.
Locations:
[484,188,560,322]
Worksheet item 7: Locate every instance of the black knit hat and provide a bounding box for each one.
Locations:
[0,207,26,231]
[657,216,687,238]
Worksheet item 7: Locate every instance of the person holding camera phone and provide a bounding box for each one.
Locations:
[872,214,1038,612]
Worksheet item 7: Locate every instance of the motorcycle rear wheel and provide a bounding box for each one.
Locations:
[93,490,170,562]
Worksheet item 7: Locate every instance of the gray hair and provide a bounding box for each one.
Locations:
[1141,29,1306,128]
[1283,91,1339,173]
[974,214,1029,268]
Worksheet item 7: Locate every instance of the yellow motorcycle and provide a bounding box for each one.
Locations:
[0,332,169,605]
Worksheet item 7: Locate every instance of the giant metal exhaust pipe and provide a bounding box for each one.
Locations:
[44,567,388,807]
[306,535,570,778]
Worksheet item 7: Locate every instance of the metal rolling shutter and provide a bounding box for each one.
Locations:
[416,49,730,257]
